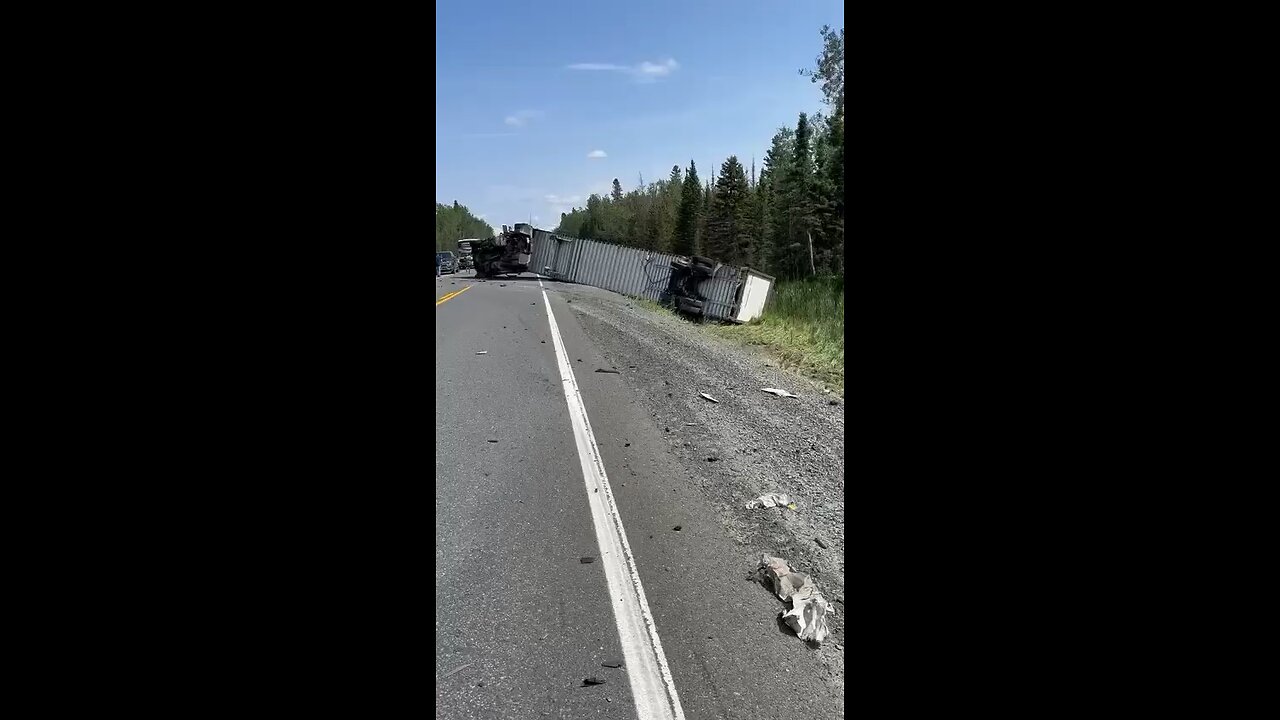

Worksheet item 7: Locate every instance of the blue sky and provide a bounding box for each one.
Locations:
[436,0,843,231]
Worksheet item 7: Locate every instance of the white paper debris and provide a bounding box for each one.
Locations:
[475,351,488,355]
[759,554,834,644]
[699,392,719,403]
[746,493,792,509]
[761,388,798,398]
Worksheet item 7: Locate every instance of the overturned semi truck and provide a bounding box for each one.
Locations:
[472,223,533,278]
[664,255,718,317]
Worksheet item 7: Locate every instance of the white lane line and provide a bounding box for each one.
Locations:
[540,288,685,720]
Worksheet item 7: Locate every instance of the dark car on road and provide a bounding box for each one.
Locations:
[436,251,457,274]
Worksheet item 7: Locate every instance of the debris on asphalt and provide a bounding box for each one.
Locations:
[476,351,488,355]
[541,340,546,343]
[595,368,620,374]
[815,537,829,549]
[699,392,720,403]
[745,493,792,509]
[673,525,682,531]
[601,660,623,668]
[580,556,596,563]
[487,439,498,443]
[761,388,798,398]
[684,422,699,426]
[706,456,719,462]
[624,442,630,447]
[828,399,839,405]
[583,677,607,686]
[758,554,835,644]
[443,663,473,678]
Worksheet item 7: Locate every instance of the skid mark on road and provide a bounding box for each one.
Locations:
[540,285,686,720]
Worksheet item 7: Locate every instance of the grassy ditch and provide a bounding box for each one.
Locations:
[710,276,845,393]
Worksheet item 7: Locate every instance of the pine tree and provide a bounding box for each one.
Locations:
[760,127,795,275]
[611,178,623,202]
[674,160,701,255]
[782,112,819,276]
[705,156,753,266]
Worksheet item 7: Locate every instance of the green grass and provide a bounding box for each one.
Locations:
[710,276,845,394]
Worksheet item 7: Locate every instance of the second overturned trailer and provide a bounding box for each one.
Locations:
[472,223,533,278]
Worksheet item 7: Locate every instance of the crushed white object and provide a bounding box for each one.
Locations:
[759,554,834,644]
[746,493,792,509]
[699,393,719,403]
[761,388,798,398]
[476,351,488,355]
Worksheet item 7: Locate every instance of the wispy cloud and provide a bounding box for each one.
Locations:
[462,132,518,138]
[545,194,582,204]
[503,109,544,127]
[567,58,679,82]
[586,150,608,159]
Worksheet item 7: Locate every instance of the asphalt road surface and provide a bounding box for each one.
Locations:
[435,270,843,720]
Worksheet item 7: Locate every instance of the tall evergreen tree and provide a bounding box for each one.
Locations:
[782,112,819,276]
[674,160,701,255]
[611,178,624,202]
[705,156,754,266]
[760,127,795,274]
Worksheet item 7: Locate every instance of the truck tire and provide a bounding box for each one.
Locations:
[677,297,704,314]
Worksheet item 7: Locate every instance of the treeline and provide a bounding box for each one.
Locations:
[555,26,844,280]
[436,201,494,252]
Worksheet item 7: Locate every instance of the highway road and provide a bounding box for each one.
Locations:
[435,270,844,720]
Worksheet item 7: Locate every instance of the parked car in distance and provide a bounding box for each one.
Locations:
[436,251,457,274]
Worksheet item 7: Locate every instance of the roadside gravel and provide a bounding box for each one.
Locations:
[553,283,846,648]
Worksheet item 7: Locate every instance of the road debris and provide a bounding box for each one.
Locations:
[601,660,623,668]
[476,351,488,355]
[745,493,792,509]
[487,439,498,443]
[580,556,596,563]
[673,525,682,531]
[815,537,829,549]
[594,368,620,374]
[443,663,473,678]
[761,388,798,398]
[699,392,719,403]
[758,554,834,644]
[684,422,699,426]
[583,677,607,686]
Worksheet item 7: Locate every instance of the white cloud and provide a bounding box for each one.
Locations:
[566,58,680,82]
[503,109,543,127]
[587,150,608,159]
[544,194,582,204]
[636,59,679,78]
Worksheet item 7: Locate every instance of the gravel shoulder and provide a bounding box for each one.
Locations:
[550,281,846,660]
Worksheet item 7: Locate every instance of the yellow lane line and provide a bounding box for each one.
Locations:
[436,285,473,306]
